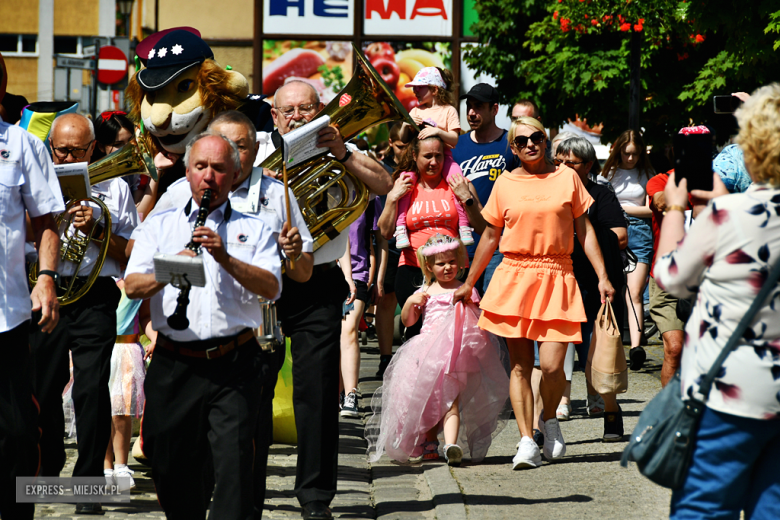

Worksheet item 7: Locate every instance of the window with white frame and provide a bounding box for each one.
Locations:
[0,34,38,56]
[54,36,97,57]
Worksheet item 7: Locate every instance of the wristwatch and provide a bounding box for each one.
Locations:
[37,270,60,285]
[337,149,353,163]
[465,197,474,207]
[663,204,686,215]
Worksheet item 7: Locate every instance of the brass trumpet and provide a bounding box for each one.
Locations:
[260,44,418,251]
[28,138,157,305]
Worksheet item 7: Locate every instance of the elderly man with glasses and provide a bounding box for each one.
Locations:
[254,80,392,520]
[29,112,138,515]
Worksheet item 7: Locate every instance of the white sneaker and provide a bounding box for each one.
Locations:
[113,465,135,491]
[458,226,474,246]
[395,227,411,249]
[512,437,541,470]
[541,414,566,460]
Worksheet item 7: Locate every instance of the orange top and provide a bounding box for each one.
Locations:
[410,105,461,140]
[481,166,594,256]
[399,178,460,268]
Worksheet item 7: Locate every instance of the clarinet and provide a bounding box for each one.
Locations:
[167,189,213,330]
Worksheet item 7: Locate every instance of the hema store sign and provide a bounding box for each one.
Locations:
[264,0,453,36]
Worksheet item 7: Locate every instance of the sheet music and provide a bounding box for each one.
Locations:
[153,253,207,287]
[282,115,331,168]
[54,162,90,201]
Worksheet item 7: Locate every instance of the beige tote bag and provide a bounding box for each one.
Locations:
[586,300,628,394]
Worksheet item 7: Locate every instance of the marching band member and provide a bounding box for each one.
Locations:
[29,113,138,515]
[125,133,282,520]
[0,105,63,520]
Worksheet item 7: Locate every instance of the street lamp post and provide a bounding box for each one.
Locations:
[117,0,135,38]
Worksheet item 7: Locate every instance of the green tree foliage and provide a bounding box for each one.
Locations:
[464,0,780,145]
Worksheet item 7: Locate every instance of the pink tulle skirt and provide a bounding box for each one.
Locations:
[365,302,510,463]
[108,342,146,417]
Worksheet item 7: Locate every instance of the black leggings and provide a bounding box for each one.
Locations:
[394,264,426,339]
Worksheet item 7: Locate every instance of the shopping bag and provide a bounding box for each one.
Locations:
[272,337,298,444]
[586,300,628,394]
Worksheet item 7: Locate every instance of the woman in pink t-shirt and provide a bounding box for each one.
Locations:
[379,136,485,338]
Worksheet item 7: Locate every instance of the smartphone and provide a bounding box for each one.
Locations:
[673,133,713,192]
[713,95,741,114]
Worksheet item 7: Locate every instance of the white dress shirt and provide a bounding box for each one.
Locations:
[59,178,138,277]
[126,199,283,342]
[132,169,313,257]
[0,118,65,332]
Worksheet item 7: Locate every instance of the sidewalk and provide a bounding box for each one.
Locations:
[34,337,670,519]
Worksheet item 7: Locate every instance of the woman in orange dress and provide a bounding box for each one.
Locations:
[453,117,615,470]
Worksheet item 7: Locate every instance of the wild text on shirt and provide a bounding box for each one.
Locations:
[408,197,456,232]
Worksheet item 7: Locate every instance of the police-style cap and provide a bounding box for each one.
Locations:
[137,30,213,92]
[460,83,499,104]
[135,27,201,67]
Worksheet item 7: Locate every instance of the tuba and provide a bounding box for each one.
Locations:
[28,138,158,305]
[260,44,418,251]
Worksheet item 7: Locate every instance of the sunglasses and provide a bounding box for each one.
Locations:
[513,131,545,149]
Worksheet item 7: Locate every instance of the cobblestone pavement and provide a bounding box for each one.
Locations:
[32,335,670,519]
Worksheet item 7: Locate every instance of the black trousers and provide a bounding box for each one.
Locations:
[276,266,348,506]
[0,321,37,520]
[142,334,271,520]
[394,264,425,339]
[252,343,285,518]
[29,277,119,478]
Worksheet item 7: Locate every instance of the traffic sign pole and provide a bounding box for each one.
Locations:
[92,41,101,121]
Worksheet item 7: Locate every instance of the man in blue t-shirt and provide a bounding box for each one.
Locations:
[453,83,519,294]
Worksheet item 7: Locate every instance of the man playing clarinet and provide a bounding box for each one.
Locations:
[124,132,282,520]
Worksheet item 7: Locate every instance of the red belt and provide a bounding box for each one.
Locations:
[157,330,256,360]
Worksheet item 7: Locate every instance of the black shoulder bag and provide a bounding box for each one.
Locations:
[621,256,780,489]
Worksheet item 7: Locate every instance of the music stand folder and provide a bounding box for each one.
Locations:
[153,253,206,288]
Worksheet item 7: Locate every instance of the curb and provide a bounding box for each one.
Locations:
[424,464,467,520]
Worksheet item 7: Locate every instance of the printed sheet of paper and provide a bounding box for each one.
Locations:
[54,162,90,201]
[153,253,207,287]
[281,115,331,168]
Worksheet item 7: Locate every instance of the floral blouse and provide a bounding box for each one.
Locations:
[654,184,780,420]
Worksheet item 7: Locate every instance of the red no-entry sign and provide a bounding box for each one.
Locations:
[97,46,128,85]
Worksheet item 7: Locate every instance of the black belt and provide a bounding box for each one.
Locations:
[157,329,256,360]
[312,260,338,275]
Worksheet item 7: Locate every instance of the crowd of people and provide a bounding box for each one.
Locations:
[1,29,779,520]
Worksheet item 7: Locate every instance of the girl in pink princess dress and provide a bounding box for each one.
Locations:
[366,234,509,466]
[395,67,474,248]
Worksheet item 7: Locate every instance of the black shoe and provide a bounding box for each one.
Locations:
[75,503,104,515]
[301,501,332,520]
[376,355,392,378]
[532,428,544,447]
[629,346,646,371]
[603,409,624,442]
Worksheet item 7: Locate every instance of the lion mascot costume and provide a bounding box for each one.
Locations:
[126,28,272,195]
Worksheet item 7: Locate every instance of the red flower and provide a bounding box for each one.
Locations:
[618,14,625,23]
[553,11,559,19]
[584,14,588,18]
[591,19,599,26]
[620,22,631,31]
[560,19,572,32]
[637,18,645,24]
[695,34,705,43]
[634,23,643,31]
[677,52,689,61]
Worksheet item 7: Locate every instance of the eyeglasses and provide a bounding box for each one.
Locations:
[51,141,94,160]
[513,131,545,149]
[275,103,318,119]
[554,158,586,167]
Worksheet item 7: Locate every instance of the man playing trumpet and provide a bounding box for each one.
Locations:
[125,133,282,519]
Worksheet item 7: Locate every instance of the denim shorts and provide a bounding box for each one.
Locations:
[627,216,654,265]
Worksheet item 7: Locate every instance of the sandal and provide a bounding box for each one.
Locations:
[444,444,463,467]
[408,440,440,463]
[587,394,605,417]
[556,403,572,421]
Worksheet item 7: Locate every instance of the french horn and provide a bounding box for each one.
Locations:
[260,44,418,251]
[28,138,157,305]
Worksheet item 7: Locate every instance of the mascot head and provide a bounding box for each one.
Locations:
[127,30,249,155]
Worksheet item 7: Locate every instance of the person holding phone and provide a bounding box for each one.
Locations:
[654,83,780,520]
[599,130,655,371]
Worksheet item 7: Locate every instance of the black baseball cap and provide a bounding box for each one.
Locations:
[460,83,500,104]
[137,30,214,92]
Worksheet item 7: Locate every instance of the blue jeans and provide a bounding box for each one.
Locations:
[670,407,780,520]
[474,250,504,297]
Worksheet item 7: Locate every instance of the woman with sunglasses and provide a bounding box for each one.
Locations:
[453,117,615,469]
[599,130,655,371]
